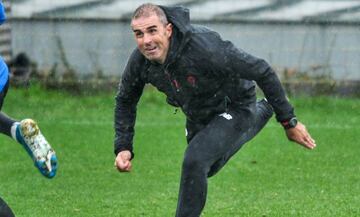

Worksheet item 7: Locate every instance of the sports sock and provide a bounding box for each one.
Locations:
[10,122,19,141]
[0,112,16,138]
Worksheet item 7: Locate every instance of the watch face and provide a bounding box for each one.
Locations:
[289,118,298,128]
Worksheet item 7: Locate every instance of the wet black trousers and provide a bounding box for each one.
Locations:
[0,79,15,137]
[0,197,15,217]
[175,99,274,217]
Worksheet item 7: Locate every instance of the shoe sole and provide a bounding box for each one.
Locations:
[16,119,58,178]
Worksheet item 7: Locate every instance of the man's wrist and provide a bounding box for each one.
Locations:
[119,150,132,159]
[281,117,298,129]
[115,147,135,159]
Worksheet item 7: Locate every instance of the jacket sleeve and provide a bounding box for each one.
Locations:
[114,50,146,158]
[215,35,295,122]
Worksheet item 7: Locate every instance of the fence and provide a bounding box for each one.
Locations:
[0,0,12,62]
[2,1,360,97]
[9,18,360,81]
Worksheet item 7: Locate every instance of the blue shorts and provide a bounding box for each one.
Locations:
[0,78,8,110]
[0,57,9,110]
[0,57,9,92]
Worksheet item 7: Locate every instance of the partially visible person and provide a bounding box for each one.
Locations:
[0,197,14,217]
[0,1,57,216]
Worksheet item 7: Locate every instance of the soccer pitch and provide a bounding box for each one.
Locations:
[0,85,359,217]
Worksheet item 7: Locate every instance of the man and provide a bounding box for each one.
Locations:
[0,1,57,216]
[114,3,316,217]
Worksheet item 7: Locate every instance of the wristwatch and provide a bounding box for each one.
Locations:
[281,117,298,129]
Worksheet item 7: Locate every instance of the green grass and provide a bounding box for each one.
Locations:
[0,85,359,217]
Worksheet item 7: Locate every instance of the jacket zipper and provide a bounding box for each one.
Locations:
[164,68,181,105]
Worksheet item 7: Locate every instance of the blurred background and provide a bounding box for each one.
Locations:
[2,0,360,95]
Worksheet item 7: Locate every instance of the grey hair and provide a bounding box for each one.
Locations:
[132,3,168,25]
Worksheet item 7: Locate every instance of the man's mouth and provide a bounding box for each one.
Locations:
[145,46,157,54]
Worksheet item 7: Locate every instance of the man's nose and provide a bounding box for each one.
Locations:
[143,33,152,44]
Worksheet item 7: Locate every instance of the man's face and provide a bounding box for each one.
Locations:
[131,14,172,64]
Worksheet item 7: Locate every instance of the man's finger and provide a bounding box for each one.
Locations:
[115,159,131,172]
[122,160,129,168]
[304,139,316,149]
[310,137,316,144]
[116,164,130,172]
[306,135,316,146]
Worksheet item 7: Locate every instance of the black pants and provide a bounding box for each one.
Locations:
[0,197,15,217]
[176,99,273,217]
[0,79,15,137]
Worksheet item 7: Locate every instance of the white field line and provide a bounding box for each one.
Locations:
[43,120,359,129]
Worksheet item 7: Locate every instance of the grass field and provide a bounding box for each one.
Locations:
[0,85,359,217]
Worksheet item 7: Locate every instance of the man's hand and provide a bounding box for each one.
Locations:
[285,122,316,149]
[114,150,132,172]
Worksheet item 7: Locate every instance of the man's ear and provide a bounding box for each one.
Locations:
[166,23,173,38]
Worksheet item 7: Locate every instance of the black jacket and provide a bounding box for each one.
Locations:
[114,6,295,156]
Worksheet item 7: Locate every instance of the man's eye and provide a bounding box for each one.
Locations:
[135,32,143,37]
[149,29,157,34]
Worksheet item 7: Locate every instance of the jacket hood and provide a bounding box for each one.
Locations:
[158,5,192,66]
[159,5,191,36]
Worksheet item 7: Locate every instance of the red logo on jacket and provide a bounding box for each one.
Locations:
[187,75,196,87]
